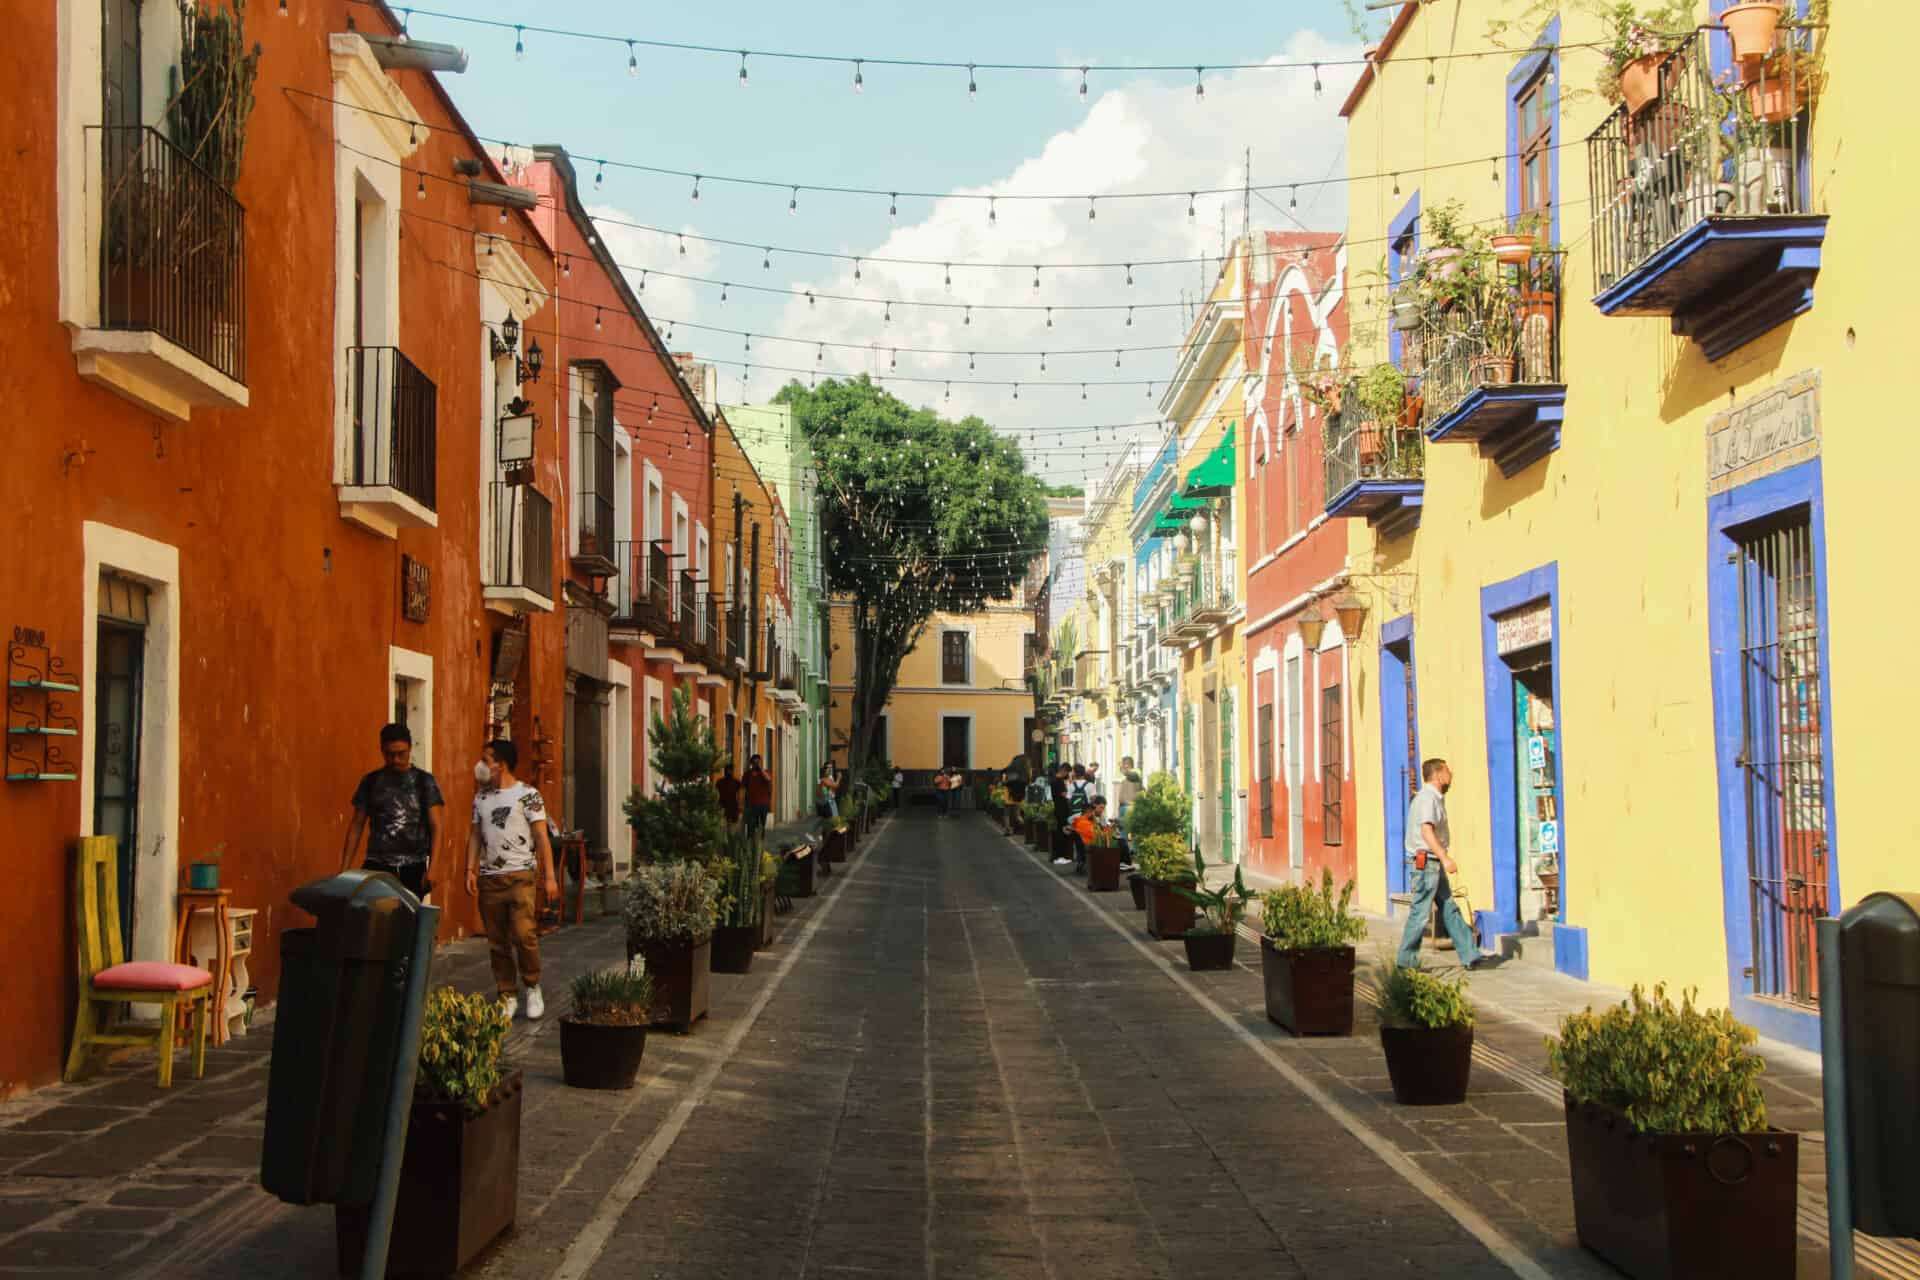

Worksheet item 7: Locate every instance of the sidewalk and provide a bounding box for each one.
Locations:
[0,819,870,1280]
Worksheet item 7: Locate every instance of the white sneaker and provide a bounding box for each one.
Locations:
[524,985,545,1020]
[1051,857,1072,866]
[500,994,519,1022]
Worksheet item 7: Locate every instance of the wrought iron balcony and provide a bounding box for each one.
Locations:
[1586,28,1826,359]
[607,540,652,638]
[676,571,705,663]
[95,125,247,386]
[1419,275,1566,476]
[638,542,673,636]
[728,605,746,669]
[483,483,554,612]
[339,346,436,534]
[1324,383,1424,538]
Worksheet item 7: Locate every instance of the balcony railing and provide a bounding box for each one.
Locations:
[1324,383,1425,537]
[728,605,746,667]
[1416,272,1566,475]
[486,483,554,605]
[345,346,436,512]
[97,125,246,383]
[1586,28,1826,358]
[608,540,647,631]
[677,572,703,661]
[641,542,673,635]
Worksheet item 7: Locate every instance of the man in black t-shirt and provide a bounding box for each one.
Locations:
[340,722,445,898]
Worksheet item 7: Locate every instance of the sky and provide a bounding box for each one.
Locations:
[400,2,1373,486]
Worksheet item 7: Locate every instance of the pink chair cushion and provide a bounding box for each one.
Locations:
[93,961,214,992]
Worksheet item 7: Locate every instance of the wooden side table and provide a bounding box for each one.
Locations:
[188,907,256,1044]
[173,888,230,1045]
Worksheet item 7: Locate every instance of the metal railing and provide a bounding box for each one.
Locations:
[1587,28,1814,296]
[345,346,436,510]
[608,540,646,626]
[486,483,553,602]
[1419,271,1563,427]
[642,542,672,633]
[96,125,246,383]
[728,605,745,665]
[1324,383,1425,504]
[677,572,702,658]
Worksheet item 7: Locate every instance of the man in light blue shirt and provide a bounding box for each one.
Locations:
[1398,758,1499,970]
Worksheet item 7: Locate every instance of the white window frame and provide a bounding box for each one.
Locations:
[387,645,434,771]
[642,463,664,545]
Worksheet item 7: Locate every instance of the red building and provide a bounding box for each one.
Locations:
[0,1,579,1091]
[1241,235,1355,884]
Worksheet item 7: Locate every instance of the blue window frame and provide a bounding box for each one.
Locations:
[1505,18,1561,243]
[1387,192,1421,367]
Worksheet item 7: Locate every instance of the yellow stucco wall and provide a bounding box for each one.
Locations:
[1340,1,1895,1036]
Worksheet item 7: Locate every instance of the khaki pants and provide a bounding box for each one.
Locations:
[477,871,541,995]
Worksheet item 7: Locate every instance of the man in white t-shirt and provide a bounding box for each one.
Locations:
[464,739,559,1020]
[1397,757,1499,971]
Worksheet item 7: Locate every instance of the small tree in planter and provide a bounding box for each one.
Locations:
[1134,833,1197,940]
[623,861,719,1031]
[1548,985,1794,1280]
[560,966,654,1090]
[1174,849,1251,971]
[624,686,726,868]
[710,833,763,974]
[1260,872,1367,1035]
[336,987,519,1274]
[1023,800,1051,849]
[1375,958,1475,1105]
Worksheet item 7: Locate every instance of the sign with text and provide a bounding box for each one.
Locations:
[400,555,430,623]
[497,413,536,465]
[1706,370,1821,496]
[1494,600,1553,655]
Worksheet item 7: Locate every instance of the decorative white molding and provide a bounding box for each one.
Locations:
[339,486,437,539]
[483,585,553,616]
[72,331,249,422]
[328,35,425,160]
[474,234,547,322]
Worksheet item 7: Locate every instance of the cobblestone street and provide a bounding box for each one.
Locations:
[3,810,1907,1279]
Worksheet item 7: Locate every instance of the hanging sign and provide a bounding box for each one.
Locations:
[498,412,536,465]
[1539,819,1560,857]
[1494,600,1552,655]
[1706,370,1820,496]
[1527,734,1546,771]
[401,555,430,623]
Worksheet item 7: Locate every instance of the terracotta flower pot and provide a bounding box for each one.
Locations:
[1564,1096,1798,1280]
[1260,940,1356,1035]
[1722,2,1784,64]
[1378,1023,1473,1105]
[1491,233,1535,266]
[1471,354,1516,386]
[559,1019,648,1090]
[1422,245,1464,279]
[1619,53,1667,115]
[1746,62,1808,123]
[1182,929,1237,971]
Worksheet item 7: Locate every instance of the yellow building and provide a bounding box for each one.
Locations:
[1337,0,1873,1050]
[1151,242,1247,861]
[829,600,1036,779]
[1063,449,1150,782]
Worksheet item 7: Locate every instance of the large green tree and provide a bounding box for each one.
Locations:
[774,377,1050,774]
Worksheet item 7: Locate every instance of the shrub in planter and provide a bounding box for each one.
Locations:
[337,987,519,1275]
[1548,985,1794,1280]
[560,966,653,1090]
[624,686,727,868]
[1135,832,1196,940]
[1260,871,1365,1035]
[623,861,718,1031]
[823,818,849,864]
[1375,958,1474,1105]
[1175,850,1250,972]
[1123,772,1191,844]
[710,834,763,974]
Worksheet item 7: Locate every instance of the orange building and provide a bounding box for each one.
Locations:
[0,1,572,1092]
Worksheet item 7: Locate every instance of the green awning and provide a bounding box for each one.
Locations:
[1149,492,1204,536]
[1182,425,1236,497]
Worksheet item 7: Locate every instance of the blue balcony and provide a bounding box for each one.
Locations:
[1323,387,1423,540]
[1419,280,1566,478]
[1586,31,1827,361]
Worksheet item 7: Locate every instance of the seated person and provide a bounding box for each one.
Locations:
[1068,795,1112,870]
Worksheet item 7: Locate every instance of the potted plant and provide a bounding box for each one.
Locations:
[335,987,519,1275]
[1134,833,1197,940]
[1024,800,1051,849]
[1174,850,1250,971]
[189,842,226,891]
[1260,871,1366,1035]
[775,841,817,900]
[1722,0,1785,64]
[1743,41,1821,123]
[623,860,718,1032]
[1354,364,1408,471]
[560,966,653,1090]
[710,834,762,975]
[1127,870,1148,910]
[1419,199,1469,277]
[1596,1,1695,115]
[624,686,726,868]
[1375,957,1475,1105]
[1549,985,1796,1280]
[1083,822,1124,893]
[823,816,849,864]
[1490,210,1547,266]
[755,849,779,950]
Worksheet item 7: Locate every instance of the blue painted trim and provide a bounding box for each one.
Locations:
[1325,479,1425,522]
[1388,192,1422,367]
[1478,563,1570,939]
[1554,924,1590,980]
[1706,457,1836,1055]
[1474,909,1501,953]
[1505,16,1561,245]
[1379,618,1416,899]
[1424,385,1568,462]
[1592,216,1829,316]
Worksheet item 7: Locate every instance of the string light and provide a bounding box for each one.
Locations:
[416,172,425,199]
[1313,63,1322,96]
[1187,192,1196,218]
[762,247,771,270]
[738,51,749,86]
[1124,263,1133,285]
[678,233,687,256]
[943,263,952,289]
[1045,307,1053,328]
[1126,306,1134,326]
[1193,66,1205,99]
[720,282,728,303]
[1491,155,1500,182]
[1114,350,1122,368]
[1290,186,1298,210]
[637,269,645,290]
[854,258,862,281]
[988,197,997,228]
[691,174,701,200]
[853,59,864,93]
[1079,66,1089,101]
[964,306,971,326]
[889,192,898,219]
[788,186,798,215]
[1087,196,1097,221]
[628,41,639,76]
[967,64,978,99]
[1392,171,1401,195]
[595,163,604,189]
[594,306,602,330]
[514,26,525,60]
[1032,265,1041,290]
[945,382,952,400]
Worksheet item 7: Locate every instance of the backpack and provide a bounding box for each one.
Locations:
[1067,780,1093,814]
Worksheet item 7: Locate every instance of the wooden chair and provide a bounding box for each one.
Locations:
[65,836,213,1088]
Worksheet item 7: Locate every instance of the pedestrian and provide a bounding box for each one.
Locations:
[1067,765,1094,816]
[1070,795,1112,854]
[1397,758,1501,971]
[743,754,773,839]
[935,765,954,817]
[1049,763,1072,866]
[891,766,904,811]
[1114,757,1143,826]
[1085,761,1101,798]
[816,765,839,820]
[464,739,559,1020]
[340,723,444,899]
[715,759,743,831]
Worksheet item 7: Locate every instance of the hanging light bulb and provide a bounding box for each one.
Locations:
[854,258,862,281]
[1428,59,1438,88]
[1114,349,1122,368]
[416,171,425,199]
[968,352,975,370]
[720,282,728,303]
[967,64,978,100]
[514,26,525,59]
[744,333,752,353]
[762,247,771,270]
[497,207,506,224]
[1033,264,1041,289]
[1126,306,1134,327]
[691,174,701,201]
[1491,155,1501,183]
[738,51,748,86]
[806,290,815,307]
[1392,172,1401,196]
[853,59,864,93]
[964,306,971,326]
[1187,192,1197,218]
[1081,384,1088,400]
[943,263,952,290]
[1040,353,1047,372]
[883,301,891,323]
[1290,185,1299,211]
[1194,66,1205,99]
[1013,383,1020,400]
[945,381,952,400]
[890,349,897,370]
[1046,307,1053,328]
[626,41,638,76]
[594,306,602,331]
[988,197,997,228]
[595,163,604,189]
[788,186,799,216]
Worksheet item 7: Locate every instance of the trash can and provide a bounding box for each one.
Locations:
[1838,891,1920,1238]
[260,872,431,1208]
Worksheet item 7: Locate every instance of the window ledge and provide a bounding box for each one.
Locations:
[338,486,437,539]
[483,586,553,616]
[72,328,249,423]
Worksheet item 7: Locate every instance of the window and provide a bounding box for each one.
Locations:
[574,364,616,562]
[1257,700,1275,839]
[941,630,971,685]
[1514,69,1553,231]
[1321,684,1344,845]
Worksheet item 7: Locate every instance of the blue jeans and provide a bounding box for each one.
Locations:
[1397,862,1482,967]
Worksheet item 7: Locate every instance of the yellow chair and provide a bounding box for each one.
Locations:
[64,836,212,1088]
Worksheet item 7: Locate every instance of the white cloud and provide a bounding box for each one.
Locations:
[750,30,1362,487]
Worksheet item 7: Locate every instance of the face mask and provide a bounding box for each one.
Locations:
[1439,780,1451,795]
[474,760,493,785]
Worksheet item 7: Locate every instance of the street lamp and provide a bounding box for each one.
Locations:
[1333,594,1369,640]
[1297,609,1327,649]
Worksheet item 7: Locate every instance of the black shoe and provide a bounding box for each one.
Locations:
[1467,955,1506,971]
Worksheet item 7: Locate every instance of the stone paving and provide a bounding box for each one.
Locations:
[0,808,1906,1279]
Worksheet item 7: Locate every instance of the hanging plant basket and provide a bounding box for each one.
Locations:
[1619,54,1668,116]
[1491,234,1535,266]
